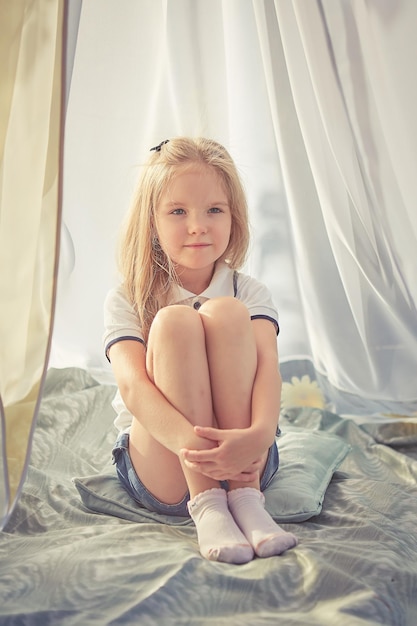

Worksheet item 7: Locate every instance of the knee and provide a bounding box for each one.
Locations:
[199,297,251,331]
[150,305,203,343]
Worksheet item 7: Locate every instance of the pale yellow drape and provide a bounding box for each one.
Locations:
[0,0,65,529]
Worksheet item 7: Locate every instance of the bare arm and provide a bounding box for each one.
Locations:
[250,318,282,446]
[108,340,200,455]
[182,319,281,478]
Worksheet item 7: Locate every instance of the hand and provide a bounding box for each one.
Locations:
[180,426,267,482]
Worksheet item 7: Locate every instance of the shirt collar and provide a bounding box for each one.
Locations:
[171,261,234,303]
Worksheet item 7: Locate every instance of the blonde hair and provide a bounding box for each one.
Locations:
[118,137,250,342]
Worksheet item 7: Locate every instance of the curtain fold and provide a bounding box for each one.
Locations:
[51,0,306,372]
[52,0,416,412]
[259,0,417,406]
[0,0,66,529]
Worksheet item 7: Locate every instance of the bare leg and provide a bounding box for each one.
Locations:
[199,297,266,488]
[129,305,216,503]
[129,305,254,563]
[200,297,298,556]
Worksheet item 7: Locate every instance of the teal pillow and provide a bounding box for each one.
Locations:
[264,429,349,521]
[73,428,349,525]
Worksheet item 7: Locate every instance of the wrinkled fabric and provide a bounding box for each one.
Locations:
[1,367,416,625]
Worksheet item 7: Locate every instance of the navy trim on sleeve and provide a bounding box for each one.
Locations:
[250,315,280,335]
[105,336,146,362]
[233,271,238,297]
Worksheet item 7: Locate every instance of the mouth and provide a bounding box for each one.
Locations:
[184,243,211,248]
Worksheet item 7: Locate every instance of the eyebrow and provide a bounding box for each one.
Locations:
[164,200,230,207]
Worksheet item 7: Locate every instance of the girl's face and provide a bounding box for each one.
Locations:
[155,165,232,292]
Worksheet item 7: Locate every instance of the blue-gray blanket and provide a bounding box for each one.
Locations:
[1,367,416,625]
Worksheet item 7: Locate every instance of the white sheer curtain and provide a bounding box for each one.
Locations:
[52,0,307,373]
[255,0,417,409]
[53,0,417,411]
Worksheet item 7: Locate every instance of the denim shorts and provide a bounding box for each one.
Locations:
[112,431,280,517]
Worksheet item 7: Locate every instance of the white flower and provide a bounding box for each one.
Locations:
[281,375,326,410]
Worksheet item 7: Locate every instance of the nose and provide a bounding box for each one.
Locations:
[187,214,208,235]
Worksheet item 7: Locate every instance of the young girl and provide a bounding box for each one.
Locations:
[104,137,297,564]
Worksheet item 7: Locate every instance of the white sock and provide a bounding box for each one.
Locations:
[187,488,254,564]
[228,487,298,558]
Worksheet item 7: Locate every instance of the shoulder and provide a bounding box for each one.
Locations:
[104,284,132,310]
[103,284,144,356]
[234,271,279,333]
[104,285,138,325]
[234,270,273,302]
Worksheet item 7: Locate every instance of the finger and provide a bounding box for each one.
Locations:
[182,458,230,481]
[194,426,223,441]
[184,462,226,482]
[246,457,263,470]
[239,461,262,474]
[227,470,259,482]
[236,471,259,483]
[183,458,217,473]
[205,470,259,483]
[182,459,208,475]
[181,448,218,463]
[183,459,199,470]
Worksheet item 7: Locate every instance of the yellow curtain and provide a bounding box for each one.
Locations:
[0,0,65,528]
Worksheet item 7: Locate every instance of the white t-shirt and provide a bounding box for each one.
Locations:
[103,261,279,432]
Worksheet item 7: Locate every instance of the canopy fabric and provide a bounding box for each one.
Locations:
[266,1,417,403]
[0,0,65,529]
[1,0,416,528]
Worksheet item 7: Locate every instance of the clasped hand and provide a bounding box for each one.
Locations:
[180,426,266,483]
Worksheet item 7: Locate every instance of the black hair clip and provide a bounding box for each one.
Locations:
[150,139,169,152]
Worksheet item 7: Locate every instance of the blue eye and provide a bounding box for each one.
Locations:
[171,208,185,215]
[209,207,222,213]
